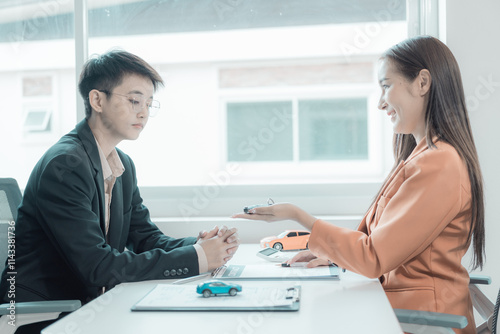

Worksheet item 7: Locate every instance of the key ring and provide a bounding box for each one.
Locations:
[267,198,275,205]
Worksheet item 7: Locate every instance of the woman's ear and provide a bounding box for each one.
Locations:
[88,89,104,114]
[418,69,432,96]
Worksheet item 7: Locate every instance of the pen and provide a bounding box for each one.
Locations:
[172,272,211,285]
[280,262,308,268]
[243,198,275,213]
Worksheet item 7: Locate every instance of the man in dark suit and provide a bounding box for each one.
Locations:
[0,50,239,331]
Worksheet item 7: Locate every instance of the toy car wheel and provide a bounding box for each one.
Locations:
[273,242,283,251]
[202,289,211,298]
[229,288,238,296]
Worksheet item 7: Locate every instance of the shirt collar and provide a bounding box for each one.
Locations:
[94,137,125,180]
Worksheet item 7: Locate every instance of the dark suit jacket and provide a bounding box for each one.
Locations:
[0,120,199,304]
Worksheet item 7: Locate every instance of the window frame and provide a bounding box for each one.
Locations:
[220,83,387,184]
[20,73,60,143]
[22,105,52,132]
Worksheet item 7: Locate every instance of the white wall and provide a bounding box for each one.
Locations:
[446,0,500,303]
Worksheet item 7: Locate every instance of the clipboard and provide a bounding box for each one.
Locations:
[212,263,340,280]
[131,284,301,312]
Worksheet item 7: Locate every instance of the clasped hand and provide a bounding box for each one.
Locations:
[196,225,240,271]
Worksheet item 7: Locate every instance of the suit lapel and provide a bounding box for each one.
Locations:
[378,161,405,200]
[75,120,107,236]
[362,160,405,232]
[361,138,434,233]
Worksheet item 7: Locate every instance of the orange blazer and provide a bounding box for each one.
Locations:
[309,138,475,334]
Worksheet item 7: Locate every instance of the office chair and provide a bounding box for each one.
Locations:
[395,275,499,334]
[493,288,499,334]
[0,178,81,334]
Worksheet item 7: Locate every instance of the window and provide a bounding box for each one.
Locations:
[19,75,53,134]
[226,97,368,163]
[23,107,52,133]
[0,1,437,219]
[0,5,74,180]
[87,0,408,188]
[299,98,368,161]
[227,101,293,162]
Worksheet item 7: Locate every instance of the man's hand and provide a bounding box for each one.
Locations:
[196,225,220,242]
[197,226,240,271]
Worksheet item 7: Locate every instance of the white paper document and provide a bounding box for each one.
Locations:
[131,284,300,311]
[212,263,340,280]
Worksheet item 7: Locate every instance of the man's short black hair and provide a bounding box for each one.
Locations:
[78,50,164,119]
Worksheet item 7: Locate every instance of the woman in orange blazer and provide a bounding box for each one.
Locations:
[233,36,485,334]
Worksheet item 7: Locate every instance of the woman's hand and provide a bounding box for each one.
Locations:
[231,203,297,222]
[231,203,317,230]
[285,250,330,268]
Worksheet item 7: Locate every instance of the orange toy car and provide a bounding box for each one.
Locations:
[260,230,310,251]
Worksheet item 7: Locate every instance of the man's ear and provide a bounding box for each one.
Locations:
[88,89,105,114]
[418,69,432,96]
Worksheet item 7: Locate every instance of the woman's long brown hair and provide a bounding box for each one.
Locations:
[378,36,485,270]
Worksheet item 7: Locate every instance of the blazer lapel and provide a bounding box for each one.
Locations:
[75,120,107,236]
[362,160,405,232]
[378,161,405,200]
[361,138,435,233]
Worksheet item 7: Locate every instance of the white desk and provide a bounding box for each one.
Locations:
[43,244,402,334]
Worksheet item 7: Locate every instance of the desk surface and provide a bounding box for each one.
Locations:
[43,244,402,334]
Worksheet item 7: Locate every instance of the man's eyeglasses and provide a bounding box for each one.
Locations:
[100,90,160,117]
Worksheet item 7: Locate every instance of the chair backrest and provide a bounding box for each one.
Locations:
[493,287,499,334]
[0,178,22,268]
